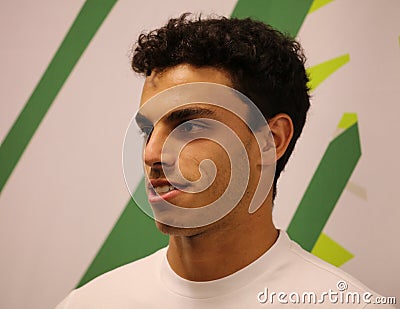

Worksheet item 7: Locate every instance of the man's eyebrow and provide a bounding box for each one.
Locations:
[135,107,215,126]
[135,112,151,127]
[166,107,215,122]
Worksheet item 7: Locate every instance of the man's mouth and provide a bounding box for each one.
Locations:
[153,185,175,194]
[147,179,185,203]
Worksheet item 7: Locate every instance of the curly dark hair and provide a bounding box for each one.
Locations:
[131,13,310,199]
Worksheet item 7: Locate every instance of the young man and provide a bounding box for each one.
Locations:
[57,14,388,308]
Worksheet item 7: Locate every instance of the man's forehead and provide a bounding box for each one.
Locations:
[139,71,171,106]
[139,64,234,107]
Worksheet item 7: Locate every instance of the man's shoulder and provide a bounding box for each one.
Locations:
[277,232,373,293]
[56,246,168,308]
[256,231,392,307]
[86,246,167,286]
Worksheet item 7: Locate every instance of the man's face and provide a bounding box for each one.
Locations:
[137,64,263,235]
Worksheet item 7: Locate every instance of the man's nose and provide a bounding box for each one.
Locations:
[144,127,175,168]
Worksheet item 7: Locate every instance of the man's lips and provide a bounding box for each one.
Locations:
[147,179,187,203]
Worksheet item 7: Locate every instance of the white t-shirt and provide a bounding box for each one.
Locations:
[56,231,390,308]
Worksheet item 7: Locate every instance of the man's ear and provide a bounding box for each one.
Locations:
[254,126,276,166]
[267,113,294,161]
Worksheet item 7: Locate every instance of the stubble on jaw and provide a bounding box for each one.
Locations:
[152,128,263,239]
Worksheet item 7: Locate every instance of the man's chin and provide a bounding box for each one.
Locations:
[155,220,205,237]
[150,202,202,231]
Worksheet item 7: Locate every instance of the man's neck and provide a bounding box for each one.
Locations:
[166,205,278,282]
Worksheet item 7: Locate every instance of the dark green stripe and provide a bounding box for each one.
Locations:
[77,179,168,287]
[231,0,313,36]
[287,124,362,251]
[0,0,118,193]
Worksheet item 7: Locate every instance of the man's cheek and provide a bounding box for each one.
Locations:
[176,154,199,182]
[177,146,208,181]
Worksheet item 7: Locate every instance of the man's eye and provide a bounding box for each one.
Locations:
[177,121,206,133]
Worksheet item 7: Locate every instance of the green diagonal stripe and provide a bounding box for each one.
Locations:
[231,0,313,36]
[287,118,361,251]
[0,0,118,193]
[77,179,168,287]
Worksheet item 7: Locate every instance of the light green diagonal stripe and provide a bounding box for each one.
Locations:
[311,233,354,267]
[307,54,350,92]
[338,113,357,129]
[308,0,334,14]
[0,0,118,194]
